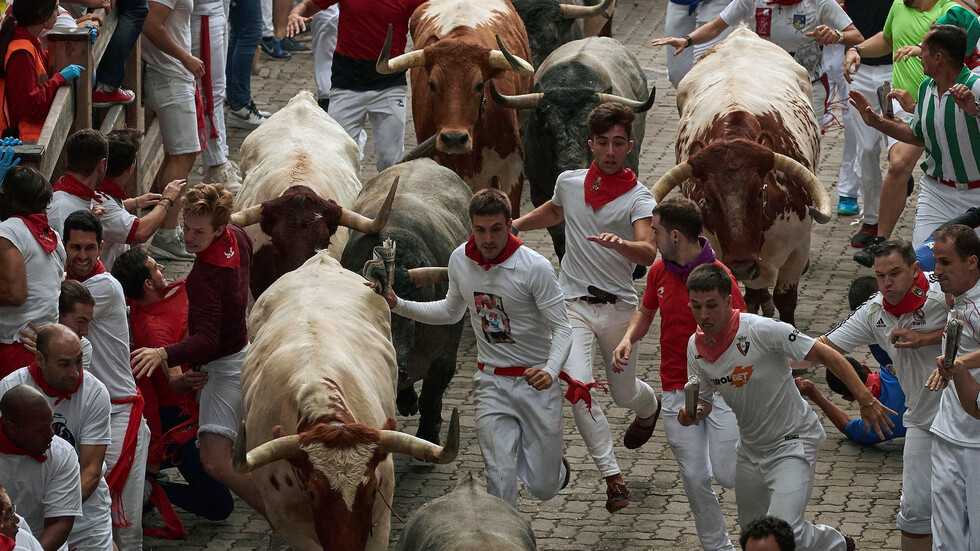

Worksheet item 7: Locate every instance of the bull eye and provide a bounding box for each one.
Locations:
[475,81,484,93]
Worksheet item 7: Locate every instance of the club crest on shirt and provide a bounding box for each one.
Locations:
[736,336,750,356]
[793,13,806,30]
[913,308,926,326]
[592,177,602,191]
[224,248,235,259]
[913,286,925,297]
[53,413,75,448]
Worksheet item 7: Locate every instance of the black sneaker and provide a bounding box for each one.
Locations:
[560,456,571,490]
[844,535,855,550]
[850,223,878,248]
[280,36,311,52]
[853,236,886,267]
[260,36,291,60]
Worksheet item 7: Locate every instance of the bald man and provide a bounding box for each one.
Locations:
[0,385,81,551]
[0,325,113,550]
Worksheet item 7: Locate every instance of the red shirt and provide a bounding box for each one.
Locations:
[129,281,190,410]
[311,0,425,60]
[642,260,746,392]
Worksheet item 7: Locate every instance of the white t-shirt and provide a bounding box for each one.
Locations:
[14,515,45,551]
[552,169,655,306]
[0,437,82,542]
[720,0,852,73]
[688,313,823,451]
[192,0,224,17]
[141,0,195,82]
[824,273,948,430]
[0,218,65,343]
[83,273,139,405]
[47,191,138,272]
[931,279,980,447]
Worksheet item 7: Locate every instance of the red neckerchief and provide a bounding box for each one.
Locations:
[883,270,928,317]
[28,361,82,405]
[0,421,46,463]
[52,173,101,203]
[66,259,106,282]
[12,214,58,254]
[96,177,128,202]
[583,162,637,211]
[196,227,240,268]
[0,533,14,551]
[695,309,741,363]
[866,371,881,399]
[464,233,523,271]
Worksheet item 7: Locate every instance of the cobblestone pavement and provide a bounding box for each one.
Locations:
[147,0,921,548]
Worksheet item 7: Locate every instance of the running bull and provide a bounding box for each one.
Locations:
[234,251,459,551]
[651,27,832,326]
[340,159,470,445]
[511,0,613,68]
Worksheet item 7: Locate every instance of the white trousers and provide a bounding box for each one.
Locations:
[105,406,150,551]
[191,11,229,167]
[898,426,933,534]
[932,436,980,551]
[329,86,406,173]
[664,0,733,88]
[198,344,247,441]
[260,0,272,37]
[840,63,894,223]
[310,5,338,100]
[914,177,980,246]
[474,368,565,508]
[735,440,848,551]
[662,390,738,551]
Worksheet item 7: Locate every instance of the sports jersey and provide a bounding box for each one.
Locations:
[931,277,980,446]
[0,217,65,343]
[552,168,655,306]
[688,313,823,450]
[824,272,947,430]
[80,272,139,405]
[883,0,956,94]
[0,437,82,541]
[844,368,908,444]
[910,66,980,184]
[642,248,746,392]
[47,188,138,272]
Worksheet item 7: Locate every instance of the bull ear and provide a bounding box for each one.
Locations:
[382,417,397,431]
[756,149,776,179]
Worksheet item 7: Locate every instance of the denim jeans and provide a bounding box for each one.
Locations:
[225,0,261,109]
[95,0,147,88]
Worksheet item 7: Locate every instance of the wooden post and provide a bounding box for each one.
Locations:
[123,40,143,133]
[47,29,94,133]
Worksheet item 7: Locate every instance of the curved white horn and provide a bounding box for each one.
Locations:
[771,153,832,224]
[338,176,399,234]
[408,267,449,287]
[233,423,303,473]
[560,0,614,19]
[596,87,656,113]
[376,24,427,74]
[488,81,543,110]
[231,204,263,228]
[651,162,693,202]
[377,408,460,464]
[488,35,534,76]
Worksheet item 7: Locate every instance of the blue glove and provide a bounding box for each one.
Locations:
[59,64,85,82]
[85,25,98,44]
[0,146,21,186]
[0,138,21,147]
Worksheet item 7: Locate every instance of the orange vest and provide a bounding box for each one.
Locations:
[0,38,49,141]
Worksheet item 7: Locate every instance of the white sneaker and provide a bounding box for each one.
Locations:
[203,161,243,194]
[227,102,268,129]
[146,228,196,261]
[253,101,272,118]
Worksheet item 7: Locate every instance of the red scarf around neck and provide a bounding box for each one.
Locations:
[196,227,240,269]
[28,362,82,405]
[464,233,523,271]
[883,270,928,317]
[694,309,741,363]
[12,214,58,254]
[0,421,46,463]
[0,533,14,551]
[66,259,106,282]
[583,161,637,211]
[96,177,128,202]
[52,173,101,203]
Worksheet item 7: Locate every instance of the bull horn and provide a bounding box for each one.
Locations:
[771,153,832,224]
[233,423,305,473]
[399,134,439,163]
[596,87,656,113]
[488,35,534,76]
[376,24,427,75]
[488,81,543,110]
[559,0,614,19]
[377,407,460,464]
[231,204,264,228]
[408,267,449,287]
[339,176,400,234]
[651,161,693,202]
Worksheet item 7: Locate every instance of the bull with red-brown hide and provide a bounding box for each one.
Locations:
[651,27,833,326]
[234,250,460,551]
[375,0,535,216]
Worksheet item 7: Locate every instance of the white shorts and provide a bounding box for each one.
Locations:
[143,69,201,156]
[914,176,980,246]
[931,436,980,550]
[198,344,247,441]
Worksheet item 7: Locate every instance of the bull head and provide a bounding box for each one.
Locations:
[489,81,655,113]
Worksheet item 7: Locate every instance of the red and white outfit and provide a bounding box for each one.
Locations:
[6,517,45,551]
[69,261,149,551]
[0,214,64,377]
[644,241,744,551]
[824,270,947,535]
[551,166,659,479]
[392,235,573,507]
[688,313,850,551]
[0,365,114,550]
[930,278,980,550]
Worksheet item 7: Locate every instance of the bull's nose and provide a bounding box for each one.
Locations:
[439,132,469,148]
[727,260,760,280]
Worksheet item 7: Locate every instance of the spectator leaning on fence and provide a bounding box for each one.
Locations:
[0,0,84,142]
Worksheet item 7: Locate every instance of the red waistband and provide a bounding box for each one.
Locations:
[937,177,980,190]
[477,363,528,377]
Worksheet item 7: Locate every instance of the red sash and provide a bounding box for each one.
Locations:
[0,421,46,463]
[882,270,928,317]
[97,177,128,202]
[464,234,522,271]
[694,309,741,363]
[194,15,219,153]
[106,391,145,527]
[53,173,101,203]
[583,162,637,211]
[12,214,58,254]
[196,227,240,268]
[28,361,82,405]
[66,259,106,282]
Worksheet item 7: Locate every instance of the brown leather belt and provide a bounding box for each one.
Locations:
[576,286,618,305]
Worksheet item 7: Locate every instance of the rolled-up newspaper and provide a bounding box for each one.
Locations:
[363,238,397,296]
[944,316,965,371]
[685,375,700,426]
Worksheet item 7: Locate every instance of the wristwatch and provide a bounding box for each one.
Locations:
[835,29,844,44]
[847,44,862,57]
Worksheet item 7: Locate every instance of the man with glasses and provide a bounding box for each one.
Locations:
[0,488,45,551]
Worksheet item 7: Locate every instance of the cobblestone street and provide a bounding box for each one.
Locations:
[146,0,920,548]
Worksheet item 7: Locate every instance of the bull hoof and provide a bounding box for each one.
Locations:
[762,301,776,318]
[396,388,419,417]
[416,419,443,445]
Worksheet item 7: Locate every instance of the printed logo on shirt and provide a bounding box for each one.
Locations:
[657,286,665,298]
[755,7,772,37]
[876,318,886,328]
[475,292,514,344]
[736,335,750,356]
[395,98,405,108]
[792,13,806,31]
[53,413,75,448]
[788,329,800,342]
[913,309,926,326]
[711,364,754,388]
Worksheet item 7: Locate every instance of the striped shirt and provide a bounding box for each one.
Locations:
[911,66,980,184]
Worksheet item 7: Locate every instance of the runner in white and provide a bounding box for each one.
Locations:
[0,484,45,551]
[820,238,946,551]
[376,188,573,508]
[680,263,895,551]
[513,103,660,513]
[0,385,82,551]
[0,325,113,551]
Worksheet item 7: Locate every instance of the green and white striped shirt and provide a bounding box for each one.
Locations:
[911,66,980,184]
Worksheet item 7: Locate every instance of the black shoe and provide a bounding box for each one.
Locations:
[317,98,330,113]
[560,456,571,490]
[260,36,291,60]
[853,236,886,267]
[850,223,878,248]
[844,535,855,550]
[280,36,311,52]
